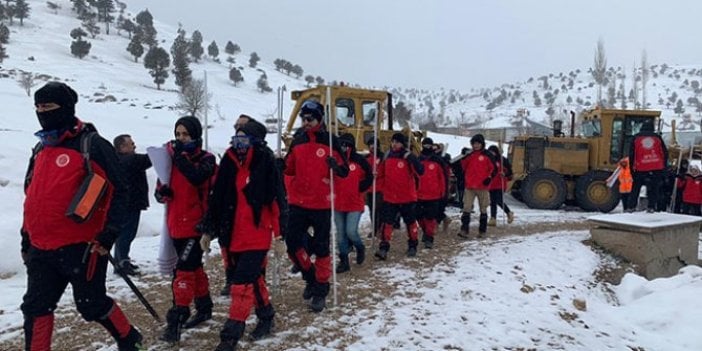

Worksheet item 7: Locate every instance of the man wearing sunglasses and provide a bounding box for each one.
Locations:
[284,100,349,313]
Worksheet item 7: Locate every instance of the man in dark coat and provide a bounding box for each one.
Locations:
[627,121,668,212]
[21,82,143,350]
[112,134,152,276]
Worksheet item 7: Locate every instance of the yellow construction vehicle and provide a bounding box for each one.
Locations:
[282,85,424,153]
[508,107,662,212]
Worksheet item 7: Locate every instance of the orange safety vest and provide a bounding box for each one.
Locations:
[618,165,633,193]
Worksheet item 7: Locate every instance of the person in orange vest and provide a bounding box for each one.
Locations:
[615,157,634,212]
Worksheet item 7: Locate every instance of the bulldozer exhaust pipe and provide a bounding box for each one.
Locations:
[570,111,576,137]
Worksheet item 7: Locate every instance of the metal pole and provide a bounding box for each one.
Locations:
[326,86,337,307]
[371,102,379,252]
[203,70,209,150]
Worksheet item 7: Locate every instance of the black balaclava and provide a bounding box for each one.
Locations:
[34,82,79,131]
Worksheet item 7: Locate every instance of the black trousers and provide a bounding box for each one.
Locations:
[489,190,511,218]
[628,170,664,211]
[21,243,114,321]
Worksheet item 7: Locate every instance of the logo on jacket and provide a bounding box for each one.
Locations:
[349,164,357,171]
[397,161,405,168]
[642,137,654,149]
[316,148,326,157]
[478,155,485,161]
[246,176,250,184]
[429,164,435,170]
[56,154,70,167]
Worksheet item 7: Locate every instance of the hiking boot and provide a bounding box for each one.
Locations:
[117,328,144,351]
[183,295,212,329]
[303,282,313,300]
[216,319,245,351]
[336,255,350,274]
[424,236,434,249]
[214,341,237,351]
[159,306,190,343]
[406,246,417,257]
[309,295,326,313]
[458,230,470,239]
[249,305,275,340]
[478,213,488,235]
[374,248,388,260]
[488,217,497,227]
[290,265,300,274]
[507,212,515,224]
[355,245,365,265]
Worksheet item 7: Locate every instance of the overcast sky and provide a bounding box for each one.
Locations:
[125,0,702,91]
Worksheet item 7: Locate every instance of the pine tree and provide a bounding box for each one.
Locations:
[70,27,91,59]
[127,34,144,62]
[120,18,135,39]
[144,46,170,90]
[0,41,8,63]
[224,41,240,55]
[82,15,100,38]
[249,52,260,68]
[0,23,9,44]
[72,0,88,15]
[171,28,192,89]
[189,30,203,62]
[292,64,303,79]
[304,75,314,87]
[315,76,325,85]
[135,9,156,47]
[229,67,243,86]
[95,0,115,34]
[256,73,271,92]
[14,0,29,26]
[207,40,219,60]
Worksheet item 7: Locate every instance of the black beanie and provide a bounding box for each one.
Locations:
[470,134,485,148]
[422,137,434,146]
[175,116,202,140]
[236,119,267,141]
[391,132,407,147]
[339,133,355,147]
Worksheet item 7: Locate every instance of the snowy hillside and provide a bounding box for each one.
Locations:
[0,1,701,350]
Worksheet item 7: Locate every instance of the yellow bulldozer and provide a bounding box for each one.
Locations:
[508,107,664,212]
[281,85,424,153]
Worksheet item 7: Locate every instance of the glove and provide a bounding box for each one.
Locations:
[156,185,173,202]
[326,156,339,170]
[95,226,118,252]
[482,177,492,186]
[200,234,212,253]
[21,251,29,265]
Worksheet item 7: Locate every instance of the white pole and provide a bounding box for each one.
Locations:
[326,86,337,307]
[370,102,379,252]
[203,70,209,151]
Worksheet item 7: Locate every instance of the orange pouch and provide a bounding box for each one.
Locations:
[66,172,108,223]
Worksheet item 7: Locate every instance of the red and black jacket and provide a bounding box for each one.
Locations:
[335,148,373,212]
[417,151,447,201]
[365,150,384,194]
[677,174,702,205]
[461,150,497,190]
[629,131,668,173]
[489,156,513,191]
[284,125,349,210]
[22,121,128,251]
[160,143,216,239]
[378,148,424,204]
[202,145,285,252]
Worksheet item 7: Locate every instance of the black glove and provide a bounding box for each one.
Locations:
[326,156,339,170]
[95,226,118,250]
[275,157,286,172]
[482,177,492,186]
[155,185,173,203]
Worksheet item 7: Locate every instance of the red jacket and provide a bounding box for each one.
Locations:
[678,174,702,205]
[166,146,216,239]
[365,152,383,194]
[23,144,114,250]
[629,132,667,172]
[335,151,373,212]
[489,156,513,191]
[284,126,348,210]
[417,154,446,201]
[461,150,496,190]
[378,148,424,204]
[229,150,280,252]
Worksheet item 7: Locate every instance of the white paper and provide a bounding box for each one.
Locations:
[147,146,172,185]
[157,206,177,275]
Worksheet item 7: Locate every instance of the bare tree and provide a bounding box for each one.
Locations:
[174,78,211,118]
[592,38,607,105]
[17,72,37,96]
[631,65,639,108]
[641,49,648,109]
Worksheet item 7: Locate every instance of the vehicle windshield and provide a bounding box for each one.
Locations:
[581,120,601,137]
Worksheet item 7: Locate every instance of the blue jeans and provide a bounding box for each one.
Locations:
[334,211,363,256]
[113,210,141,263]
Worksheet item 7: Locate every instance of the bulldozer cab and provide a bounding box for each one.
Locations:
[283,85,423,154]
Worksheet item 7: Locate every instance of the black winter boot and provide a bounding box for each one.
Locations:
[309,282,329,313]
[406,240,418,257]
[184,295,213,329]
[336,254,350,273]
[249,304,275,341]
[117,328,144,351]
[478,213,488,238]
[159,306,190,343]
[215,319,245,351]
[374,241,390,260]
[424,235,434,249]
[355,244,366,265]
[301,267,316,300]
[458,212,471,239]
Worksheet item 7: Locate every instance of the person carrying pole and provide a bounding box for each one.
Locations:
[283,100,348,313]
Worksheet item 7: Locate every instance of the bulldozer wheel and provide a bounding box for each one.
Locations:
[575,170,620,212]
[521,169,566,210]
[510,180,523,201]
